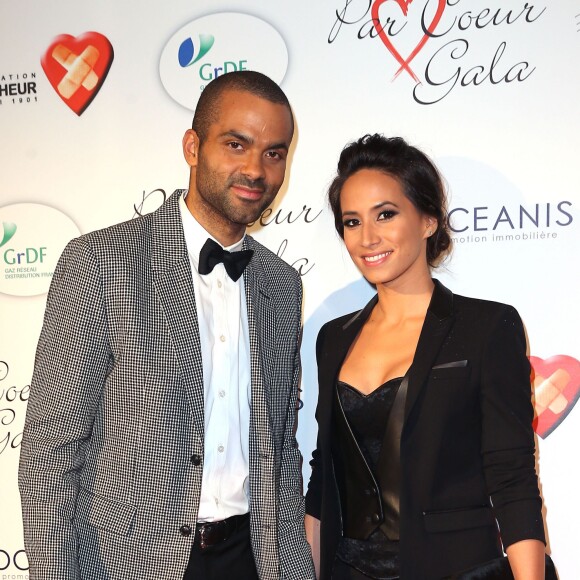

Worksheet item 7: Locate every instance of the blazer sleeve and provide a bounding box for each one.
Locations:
[479,304,546,548]
[18,237,112,579]
[277,275,316,579]
[304,322,328,520]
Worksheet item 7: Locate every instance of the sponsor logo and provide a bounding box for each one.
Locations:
[0,203,81,297]
[160,13,288,110]
[0,359,28,457]
[178,34,215,67]
[0,222,17,248]
[531,355,580,438]
[448,200,573,245]
[440,158,574,246]
[0,71,38,107]
[41,32,114,115]
[0,549,28,572]
[328,0,546,104]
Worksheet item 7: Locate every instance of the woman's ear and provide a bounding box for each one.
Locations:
[424,216,437,238]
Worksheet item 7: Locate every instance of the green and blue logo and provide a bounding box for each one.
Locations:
[178,34,215,68]
[0,222,16,248]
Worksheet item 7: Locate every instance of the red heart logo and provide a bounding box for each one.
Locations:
[41,32,114,115]
[530,355,580,438]
[371,0,445,82]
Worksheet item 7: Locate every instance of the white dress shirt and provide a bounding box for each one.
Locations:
[179,194,251,522]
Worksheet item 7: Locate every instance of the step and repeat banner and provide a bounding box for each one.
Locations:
[1,1,578,577]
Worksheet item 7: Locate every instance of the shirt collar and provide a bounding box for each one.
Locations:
[179,192,245,271]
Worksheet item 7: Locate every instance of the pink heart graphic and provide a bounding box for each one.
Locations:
[530,355,580,438]
[371,0,446,81]
[41,32,114,115]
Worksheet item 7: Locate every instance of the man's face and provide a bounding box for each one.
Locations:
[183,89,294,242]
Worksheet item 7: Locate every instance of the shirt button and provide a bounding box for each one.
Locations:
[220,335,226,342]
[371,513,381,524]
[217,280,222,288]
[179,524,192,537]
[190,454,201,466]
[218,445,224,453]
[219,390,226,398]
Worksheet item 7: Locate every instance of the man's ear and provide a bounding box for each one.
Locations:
[183,129,200,168]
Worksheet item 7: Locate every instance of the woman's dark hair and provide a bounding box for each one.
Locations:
[328,134,452,267]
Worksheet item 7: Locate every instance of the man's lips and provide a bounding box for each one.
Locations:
[231,184,265,201]
[362,251,393,265]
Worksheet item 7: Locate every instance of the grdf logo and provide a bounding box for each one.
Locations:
[160,13,288,111]
[178,35,215,67]
[0,222,17,248]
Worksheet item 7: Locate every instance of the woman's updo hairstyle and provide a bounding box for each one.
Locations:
[327,134,452,267]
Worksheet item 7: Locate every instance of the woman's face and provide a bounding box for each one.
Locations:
[340,168,434,288]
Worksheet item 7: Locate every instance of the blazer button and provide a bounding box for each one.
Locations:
[371,513,381,524]
[190,454,201,466]
[179,524,192,537]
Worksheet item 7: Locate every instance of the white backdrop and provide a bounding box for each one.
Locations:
[1,1,579,577]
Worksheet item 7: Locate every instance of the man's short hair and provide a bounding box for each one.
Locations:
[192,70,294,141]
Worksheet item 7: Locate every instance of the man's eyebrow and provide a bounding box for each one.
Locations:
[220,130,252,143]
[219,130,289,151]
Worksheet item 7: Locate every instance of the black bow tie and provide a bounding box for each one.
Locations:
[198,238,253,282]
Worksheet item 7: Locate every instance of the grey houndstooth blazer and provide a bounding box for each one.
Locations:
[18,191,315,580]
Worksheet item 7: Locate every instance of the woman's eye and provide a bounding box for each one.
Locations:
[343,218,359,228]
[378,210,397,220]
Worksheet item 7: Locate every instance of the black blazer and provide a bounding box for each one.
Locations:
[305,280,545,579]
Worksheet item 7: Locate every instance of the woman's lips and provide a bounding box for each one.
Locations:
[362,251,393,265]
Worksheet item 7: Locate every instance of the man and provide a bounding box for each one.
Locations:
[19,71,315,580]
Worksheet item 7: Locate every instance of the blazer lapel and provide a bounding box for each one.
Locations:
[328,295,379,385]
[242,238,275,444]
[404,280,455,422]
[151,191,205,445]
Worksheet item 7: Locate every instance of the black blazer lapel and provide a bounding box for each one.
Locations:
[404,280,455,423]
[151,191,205,445]
[333,295,379,384]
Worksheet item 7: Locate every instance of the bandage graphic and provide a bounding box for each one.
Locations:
[52,44,100,99]
[533,368,570,415]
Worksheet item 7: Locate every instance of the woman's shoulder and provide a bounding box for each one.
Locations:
[449,288,523,331]
[452,290,519,317]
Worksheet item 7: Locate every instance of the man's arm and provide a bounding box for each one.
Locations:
[18,237,111,580]
[276,276,315,580]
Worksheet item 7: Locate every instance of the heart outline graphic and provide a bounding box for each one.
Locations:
[530,355,580,438]
[371,0,446,82]
[41,32,114,115]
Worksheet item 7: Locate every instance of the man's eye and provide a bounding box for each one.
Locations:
[227,142,243,150]
[266,151,282,160]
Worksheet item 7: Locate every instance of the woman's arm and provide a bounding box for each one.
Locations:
[305,514,321,579]
[480,305,546,545]
[506,539,545,580]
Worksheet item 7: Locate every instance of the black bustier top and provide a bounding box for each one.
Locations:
[332,377,405,580]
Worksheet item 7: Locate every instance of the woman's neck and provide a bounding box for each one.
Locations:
[373,276,435,326]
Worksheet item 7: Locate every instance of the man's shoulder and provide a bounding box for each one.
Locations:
[71,191,180,255]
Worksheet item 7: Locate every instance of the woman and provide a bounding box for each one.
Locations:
[305,135,548,579]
